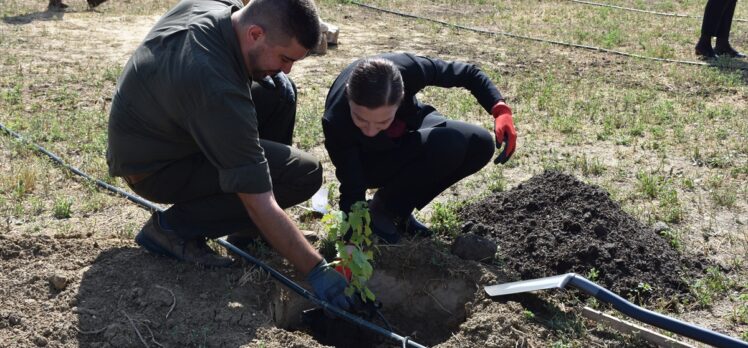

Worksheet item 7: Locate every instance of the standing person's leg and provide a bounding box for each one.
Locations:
[714,0,744,57]
[696,0,723,58]
[87,0,107,8]
[48,0,68,10]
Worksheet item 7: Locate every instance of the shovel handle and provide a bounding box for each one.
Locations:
[569,276,748,348]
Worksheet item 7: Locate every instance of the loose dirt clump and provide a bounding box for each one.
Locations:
[436,299,551,348]
[459,170,705,302]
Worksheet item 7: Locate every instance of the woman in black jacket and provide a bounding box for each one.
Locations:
[322,53,517,243]
[695,0,744,58]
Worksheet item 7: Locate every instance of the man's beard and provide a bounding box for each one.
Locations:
[246,47,278,81]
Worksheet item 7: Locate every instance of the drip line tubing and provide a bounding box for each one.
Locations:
[567,0,747,23]
[350,1,748,70]
[0,123,161,212]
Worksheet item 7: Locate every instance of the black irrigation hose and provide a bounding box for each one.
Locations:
[567,0,748,23]
[0,123,162,212]
[568,275,748,348]
[0,122,428,348]
[349,1,748,70]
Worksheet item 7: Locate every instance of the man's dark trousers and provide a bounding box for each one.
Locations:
[128,79,322,240]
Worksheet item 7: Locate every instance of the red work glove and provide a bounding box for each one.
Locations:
[491,101,517,164]
[334,249,353,283]
[334,263,352,282]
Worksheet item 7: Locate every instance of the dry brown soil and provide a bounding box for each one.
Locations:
[5,172,724,347]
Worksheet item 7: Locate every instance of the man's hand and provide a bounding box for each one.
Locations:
[257,72,296,103]
[306,260,353,310]
[491,101,517,164]
[238,192,322,275]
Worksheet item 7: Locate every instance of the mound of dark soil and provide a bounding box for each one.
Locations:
[459,171,704,301]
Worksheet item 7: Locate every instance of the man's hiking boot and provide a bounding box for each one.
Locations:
[135,212,233,268]
[695,42,718,59]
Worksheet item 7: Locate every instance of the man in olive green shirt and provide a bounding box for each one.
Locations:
[107,0,354,311]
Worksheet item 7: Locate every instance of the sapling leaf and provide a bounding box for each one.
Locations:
[321,201,376,302]
[350,217,361,233]
[364,287,376,301]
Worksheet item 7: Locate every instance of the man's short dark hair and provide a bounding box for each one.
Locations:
[346,58,404,108]
[241,0,320,50]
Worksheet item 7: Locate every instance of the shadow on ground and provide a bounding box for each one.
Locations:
[707,57,748,84]
[75,247,273,347]
[2,9,66,25]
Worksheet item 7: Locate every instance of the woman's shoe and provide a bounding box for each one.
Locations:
[403,214,433,238]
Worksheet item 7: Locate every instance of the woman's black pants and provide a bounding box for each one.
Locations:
[360,112,495,217]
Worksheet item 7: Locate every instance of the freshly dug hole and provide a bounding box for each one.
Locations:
[277,240,507,347]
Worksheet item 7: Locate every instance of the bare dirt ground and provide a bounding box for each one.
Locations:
[0,208,643,348]
[1,0,746,347]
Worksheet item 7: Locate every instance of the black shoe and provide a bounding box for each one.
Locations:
[695,44,718,59]
[135,212,233,267]
[368,199,401,244]
[47,0,68,10]
[368,197,433,243]
[715,46,746,58]
[87,0,107,8]
[402,214,433,238]
[369,211,401,245]
[226,234,252,251]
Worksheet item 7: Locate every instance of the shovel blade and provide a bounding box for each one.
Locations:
[484,273,576,297]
